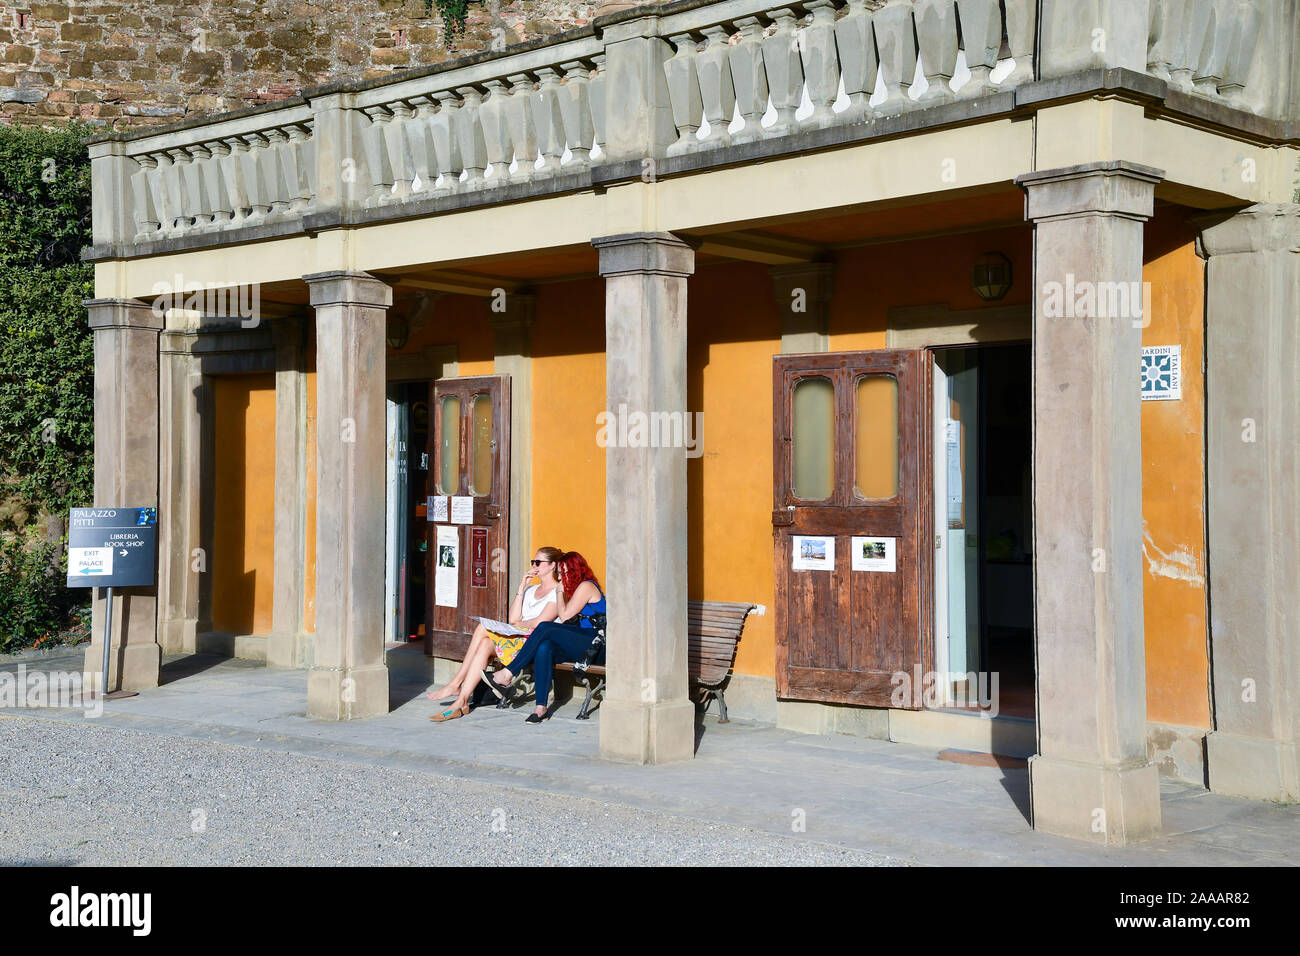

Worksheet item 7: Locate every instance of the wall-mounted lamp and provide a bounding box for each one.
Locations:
[386,311,411,351]
[972,251,1013,302]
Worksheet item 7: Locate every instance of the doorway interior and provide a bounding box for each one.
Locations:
[385,382,431,644]
[931,343,1034,720]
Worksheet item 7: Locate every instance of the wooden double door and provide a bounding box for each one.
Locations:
[425,375,511,659]
[772,350,929,708]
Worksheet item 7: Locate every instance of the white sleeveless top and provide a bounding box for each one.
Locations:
[521,583,559,620]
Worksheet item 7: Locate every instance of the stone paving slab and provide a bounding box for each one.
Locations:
[3,652,1297,867]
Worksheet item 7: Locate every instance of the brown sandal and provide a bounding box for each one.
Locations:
[430,705,469,722]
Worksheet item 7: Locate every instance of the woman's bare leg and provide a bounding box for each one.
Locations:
[450,638,497,710]
[428,624,490,699]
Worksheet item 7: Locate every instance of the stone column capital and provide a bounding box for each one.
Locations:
[302,271,393,309]
[1196,203,1300,258]
[770,261,835,302]
[598,11,666,42]
[487,290,537,335]
[84,298,165,332]
[87,139,128,159]
[1017,161,1164,223]
[593,232,695,277]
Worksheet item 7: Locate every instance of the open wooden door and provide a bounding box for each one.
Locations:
[426,375,511,659]
[772,350,930,707]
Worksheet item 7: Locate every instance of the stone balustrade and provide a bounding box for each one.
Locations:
[1146,0,1265,109]
[121,106,317,244]
[658,0,1032,151]
[85,0,1296,254]
[350,43,606,207]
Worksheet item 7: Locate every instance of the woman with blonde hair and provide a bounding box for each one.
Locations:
[488,551,606,723]
[428,546,563,722]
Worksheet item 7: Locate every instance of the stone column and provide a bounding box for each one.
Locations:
[157,331,203,655]
[1016,161,1164,845]
[268,314,309,668]
[87,140,134,249]
[1038,0,1150,77]
[592,233,695,764]
[83,299,163,692]
[308,91,369,217]
[771,262,834,353]
[598,15,679,164]
[490,292,536,590]
[303,272,391,719]
[1198,204,1300,802]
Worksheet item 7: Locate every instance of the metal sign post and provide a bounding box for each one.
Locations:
[97,586,136,701]
[68,507,158,701]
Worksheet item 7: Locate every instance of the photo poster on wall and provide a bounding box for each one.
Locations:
[851,536,897,573]
[434,525,459,608]
[791,535,835,571]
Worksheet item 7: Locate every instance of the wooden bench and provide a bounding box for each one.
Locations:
[514,600,755,721]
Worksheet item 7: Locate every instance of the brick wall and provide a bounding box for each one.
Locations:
[0,0,599,129]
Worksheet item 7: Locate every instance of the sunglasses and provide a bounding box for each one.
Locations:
[531,559,552,566]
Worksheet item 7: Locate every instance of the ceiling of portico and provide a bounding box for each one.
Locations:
[244,183,1032,310]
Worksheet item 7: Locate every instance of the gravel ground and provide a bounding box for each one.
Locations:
[0,715,901,866]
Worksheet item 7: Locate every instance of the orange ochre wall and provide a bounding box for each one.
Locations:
[269,214,1210,728]
[529,278,608,583]
[211,373,277,636]
[1140,213,1211,728]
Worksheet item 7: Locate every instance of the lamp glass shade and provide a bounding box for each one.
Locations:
[972,253,1013,302]
[386,313,410,350]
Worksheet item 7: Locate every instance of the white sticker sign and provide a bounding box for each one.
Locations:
[851,536,897,573]
[69,547,113,578]
[428,495,448,523]
[450,495,474,524]
[1141,345,1182,401]
[791,535,835,571]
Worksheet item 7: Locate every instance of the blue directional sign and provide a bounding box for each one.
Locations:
[66,507,158,588]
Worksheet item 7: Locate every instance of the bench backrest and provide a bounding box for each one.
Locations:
[688,600,754,689]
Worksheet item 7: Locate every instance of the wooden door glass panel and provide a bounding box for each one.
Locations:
[792,376,835,501]
[470,393,493,496]
[853,374,899,500]
[437,395,460,494]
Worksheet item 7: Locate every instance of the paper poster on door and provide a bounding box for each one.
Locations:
[852,536,896,572]
[791,535,835,571]
[945,419,963,524]
[450,495,474,524]
[434,525,459,608]
[428,495,449,523]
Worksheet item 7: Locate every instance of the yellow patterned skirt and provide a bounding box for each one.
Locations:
[486,630,528,667]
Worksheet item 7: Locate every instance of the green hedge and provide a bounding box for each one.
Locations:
[0,122,94,650]
[0,536,88,654]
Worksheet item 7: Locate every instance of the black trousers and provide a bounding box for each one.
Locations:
[507,621,605,707]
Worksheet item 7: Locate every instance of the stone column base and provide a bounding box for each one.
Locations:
[159,618,197,656]
[266,631,308,669]
[599,697,695,765]
[1206,731,1299,802]
[307,663,389,720]
[1029,754,1162,845]
[83,641,161,693]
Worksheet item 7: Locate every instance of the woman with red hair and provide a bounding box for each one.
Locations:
[487,550,606,722]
